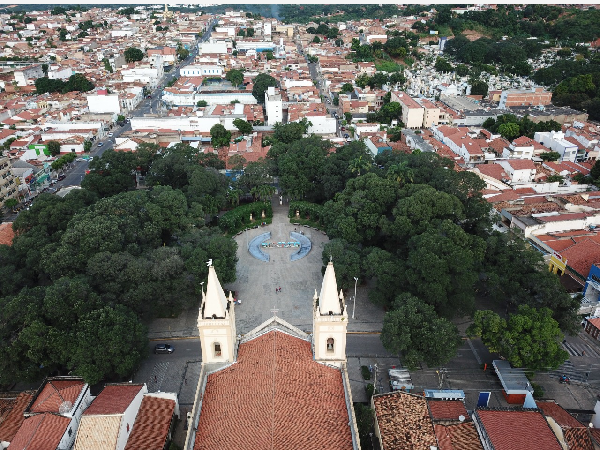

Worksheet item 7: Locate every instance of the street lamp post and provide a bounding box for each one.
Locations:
[352,276,358,319]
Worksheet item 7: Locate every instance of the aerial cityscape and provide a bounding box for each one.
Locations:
[1,3,600,450]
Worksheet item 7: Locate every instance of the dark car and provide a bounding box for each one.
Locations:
[58,174,66,181]
[154,344,174,354]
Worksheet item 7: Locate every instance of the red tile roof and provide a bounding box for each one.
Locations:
[434,423,484,450]
[0,392,34,442]
[0,222,14,246]
[84,385,144,416]
[563,428,595,450]
[373,391,437,450]
[537,401,583,428]
[428,400,468,421]
[124,395,176,450]
[560,238,600,277]
[194,331,352,450]
[29,378,85,414]
[9,413,71,450]
[476,409,562,450]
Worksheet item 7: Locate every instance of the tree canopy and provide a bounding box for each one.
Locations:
[124,47,144,63]
[468,305,569,371]
[252,73,278,103]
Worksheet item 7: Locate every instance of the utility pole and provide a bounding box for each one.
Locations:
[353,276,358,319]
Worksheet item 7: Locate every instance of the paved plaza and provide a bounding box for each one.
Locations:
[223,196,386,335]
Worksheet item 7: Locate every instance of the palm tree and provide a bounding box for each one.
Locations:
[227,188,243,207]
[251,184,276,202]
[349,155,370,177]
[386,162,414,186]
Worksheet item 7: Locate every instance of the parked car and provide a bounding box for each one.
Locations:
[108,132,114,137]
[97,142,104,147]
[341,127,346,131]
[154,344,174,354]
[344,133,350,138]
[58,174,66,181]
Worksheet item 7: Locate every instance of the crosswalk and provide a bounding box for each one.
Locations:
[562,340,600,358]
[548,341,600,383]
[148,362,170,392]
[550,360,587,383]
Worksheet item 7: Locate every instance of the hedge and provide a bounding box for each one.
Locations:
[218,201,272,234]
[288,201,325,225]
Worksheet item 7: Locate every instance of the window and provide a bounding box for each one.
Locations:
[214,342,222,357]
[326,338,334,353]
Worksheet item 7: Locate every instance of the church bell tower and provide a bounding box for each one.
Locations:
[198,262,236,364]
[313,261,348,366]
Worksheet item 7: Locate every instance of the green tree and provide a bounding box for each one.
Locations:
[83,140,92,152]
[467,305,569,372]
[47,140,61,156]
[81,149,138,198]
[225,69,244,87]
[498,122,521,140]
[197,100,208,107]
[252,73,278,103]
[470,80,488,97]
[340,83,353,94]
[210,124,231,149]
[69,305,147,384]
[233,118,253,135]
[272,119,310,144]
[321,239,362,290]
[124,47,144,63]
[434,57,454,73]
[401,220,485,318]
[313,36,321,43]
[381,293,462,369]
[5,198,18,210]
[344,112,353,123]
[540,151,561,162]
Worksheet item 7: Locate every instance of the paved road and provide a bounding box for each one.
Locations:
[33,22,218,196]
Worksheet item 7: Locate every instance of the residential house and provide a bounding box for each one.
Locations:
[73,384,147,450]
[123,393,179,450]
[391,91,424,129]
[534,131,578,163]
[537,400,597,449]
[0,392,34,449]
[473,408,562,450]
[584,316,600,341]
[497,159,537,184]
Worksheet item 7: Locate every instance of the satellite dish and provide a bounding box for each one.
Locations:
[58,401,72,414]
[459,415,465,422]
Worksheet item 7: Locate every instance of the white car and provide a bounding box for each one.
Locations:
[108,132,114,137]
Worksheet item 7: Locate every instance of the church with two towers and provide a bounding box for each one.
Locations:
[184,261,360,450]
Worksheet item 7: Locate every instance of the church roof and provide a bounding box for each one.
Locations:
[203,265,228,318]
[193,330,353,450]
[319,261,342,315]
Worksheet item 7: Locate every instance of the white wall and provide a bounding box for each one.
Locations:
[87,94,121,114]
[48,67,73,80]
[115,385,147,450]
[199,41,228,55]
[181,64,223,77]
[304,115,336,135]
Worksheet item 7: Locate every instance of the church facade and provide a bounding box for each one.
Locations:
[184,262,360,450]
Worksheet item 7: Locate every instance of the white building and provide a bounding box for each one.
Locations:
[534,131,578,162]
[199,41,229,55]
[87,92,121,114]
[265,86,283,126]
[47,66,72,80]
[14,64,44,86]
[121,58,164,88]
[180,64,224,77]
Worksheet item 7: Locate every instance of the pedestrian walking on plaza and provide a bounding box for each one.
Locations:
[275,288,278,294]
[154,375,157,383]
